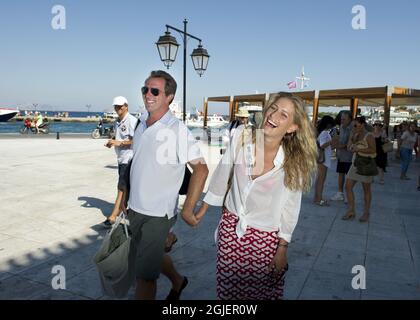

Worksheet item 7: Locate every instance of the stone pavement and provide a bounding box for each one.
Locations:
[0,136,419,300]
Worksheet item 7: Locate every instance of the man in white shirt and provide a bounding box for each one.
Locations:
[123,70,208,300]
[103,96,138,227]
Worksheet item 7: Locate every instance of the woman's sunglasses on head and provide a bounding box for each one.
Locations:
[141,87,160,96]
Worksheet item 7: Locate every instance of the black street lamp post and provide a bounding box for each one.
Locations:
[156,19,210,122]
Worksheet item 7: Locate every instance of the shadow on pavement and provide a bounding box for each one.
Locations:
[78,196,114,218]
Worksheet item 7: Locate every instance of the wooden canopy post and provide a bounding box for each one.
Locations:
[350,97,359,119]
[384,86,393,132]
[264,93,270,109]
[229,96,234,121]
[312,90,319,124]
[234,101,239,115]
[203,97,208,128]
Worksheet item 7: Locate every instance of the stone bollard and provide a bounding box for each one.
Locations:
[56,132,60,140]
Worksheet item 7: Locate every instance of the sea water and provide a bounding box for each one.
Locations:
[0,121,99,134]
[0,111,228,138]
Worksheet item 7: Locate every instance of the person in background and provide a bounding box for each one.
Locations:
[103,96,138,228]
[417,134,420,191]
[228,107,251,135]
[398,122,418,180]
[33,111,43,134]
[342,116,376,222]
[393,125,399,140]
[396,122,408,159]
[221,107,251,155]
[331,111,353,202]
[313,115,336,206]
[373,121,388,184]
[414,121,419,159]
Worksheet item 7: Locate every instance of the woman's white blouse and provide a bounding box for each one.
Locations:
[203,126,302,243]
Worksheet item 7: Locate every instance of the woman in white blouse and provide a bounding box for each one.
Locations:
[195,93,318,300]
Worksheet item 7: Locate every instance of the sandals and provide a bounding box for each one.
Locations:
[342,212,355,220]
[166,277,188,300]
[359,214,370,223]
[314,199,330,206]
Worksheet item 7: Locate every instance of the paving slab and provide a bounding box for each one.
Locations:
[365,253,418,284]
[298,270,360,300]
[313,247,365,276]
[282,267,311,300]
[0,275,51,300]
[323,230,367,253]
[361,278,420,300]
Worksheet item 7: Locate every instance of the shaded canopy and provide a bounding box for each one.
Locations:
[203,86,420,127]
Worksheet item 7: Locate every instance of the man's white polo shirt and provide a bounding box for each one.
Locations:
[128,110,203,219]
[114,112,138,164]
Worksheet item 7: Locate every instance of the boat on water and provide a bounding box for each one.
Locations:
[103,109,118,120]
[0,108,19,122]
[187,114,229,128]
[169,102,228,128]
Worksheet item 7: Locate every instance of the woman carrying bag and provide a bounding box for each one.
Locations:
[342,116,377,223]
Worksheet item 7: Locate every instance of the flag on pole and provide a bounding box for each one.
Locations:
[287,81,297,89]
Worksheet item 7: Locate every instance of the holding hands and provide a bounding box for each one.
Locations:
[181,202,209,227]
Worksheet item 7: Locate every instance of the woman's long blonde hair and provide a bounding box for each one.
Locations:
[259,92,318,192]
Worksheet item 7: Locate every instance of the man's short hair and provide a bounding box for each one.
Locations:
[335,110,352,125]
[146,70,177,97]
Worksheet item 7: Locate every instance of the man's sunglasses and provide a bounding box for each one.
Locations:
[141,86,160,96]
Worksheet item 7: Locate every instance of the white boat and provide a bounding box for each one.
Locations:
[103,109,118,120]
[373,107,414,126]
[169,101,191,121]
[187,114,229,128]
[239,104,263,112]
[0,108,19,122]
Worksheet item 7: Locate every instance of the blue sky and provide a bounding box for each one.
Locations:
[0,0,419,114]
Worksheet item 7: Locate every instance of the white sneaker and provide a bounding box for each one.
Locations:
[331,192,345,201]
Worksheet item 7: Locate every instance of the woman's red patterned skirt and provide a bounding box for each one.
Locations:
[216,208,287,300]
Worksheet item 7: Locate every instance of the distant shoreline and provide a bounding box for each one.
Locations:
[11,116,112,123]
